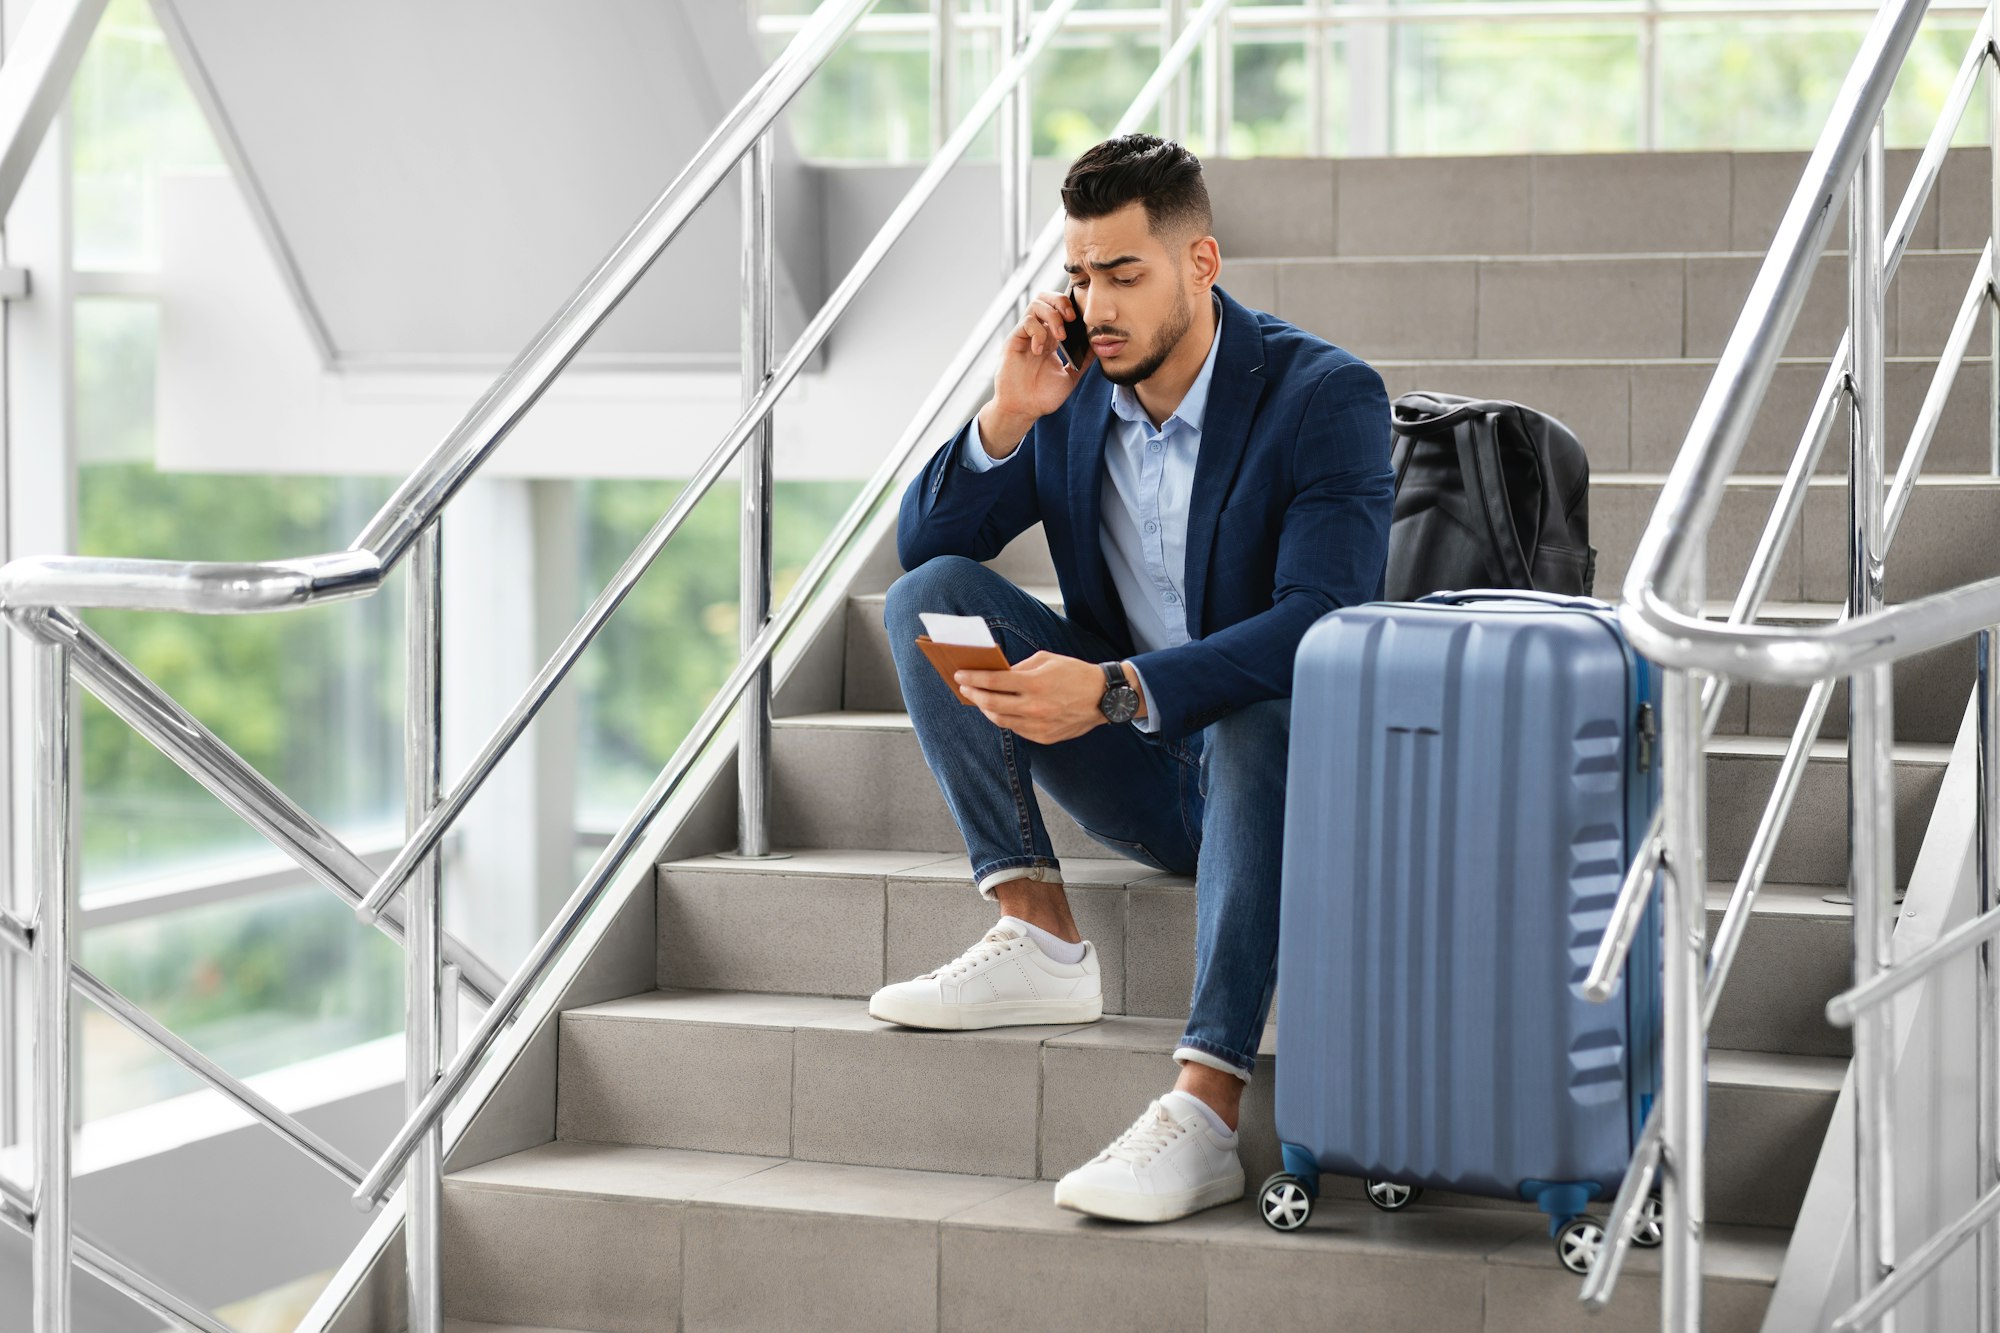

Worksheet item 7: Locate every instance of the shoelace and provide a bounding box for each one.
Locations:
[1100,1101,1187,1166]
[920,925,1024,981]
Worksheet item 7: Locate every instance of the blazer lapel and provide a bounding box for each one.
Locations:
[1182,289,1269,634]
[1065,374,1129,648]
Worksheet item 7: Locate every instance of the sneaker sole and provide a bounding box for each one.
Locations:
[865,993,1103,1031]
[1052,1169,1246,1224]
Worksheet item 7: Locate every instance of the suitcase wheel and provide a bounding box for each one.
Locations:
[1555,1214,1607,1275]
[1258,1174,1315,1232]
[1363,1178,1423,1212]
[1630,1193,1664,1249]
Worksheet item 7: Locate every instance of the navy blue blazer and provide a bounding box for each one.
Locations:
[896,286,1393,742]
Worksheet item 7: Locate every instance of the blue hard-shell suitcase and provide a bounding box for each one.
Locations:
[1261,590,1663,1270]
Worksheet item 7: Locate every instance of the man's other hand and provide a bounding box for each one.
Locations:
[956,651,1139,744]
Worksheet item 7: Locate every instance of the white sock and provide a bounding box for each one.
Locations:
[1004,915,1086,964]
[1163,1089,1237,1140]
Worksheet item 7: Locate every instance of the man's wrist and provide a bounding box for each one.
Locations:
[977,402,1038,459]
[1120,661,1148,720]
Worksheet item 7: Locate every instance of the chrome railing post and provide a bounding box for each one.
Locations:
[1978,626,2000,1333]
[1203,1,1233,157]
[1661,632,1708,1327]
[403,520,444,1333]
[1990,0,2000,478]
[1306,0,1329,156]
[1849,118,1900,1333]
[1162,0,1189,143]
[30,639,72,1333]
[733,132,781,861]
[998,0,1031,301]
[1639,0,1662,151]
[930,0,956,155]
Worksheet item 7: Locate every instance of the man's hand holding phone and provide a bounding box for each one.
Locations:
[976,287,1093,462]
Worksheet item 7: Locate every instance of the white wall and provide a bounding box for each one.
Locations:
[153,159,1043,485]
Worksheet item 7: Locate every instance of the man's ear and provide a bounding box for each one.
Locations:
[1187,234,1221,293]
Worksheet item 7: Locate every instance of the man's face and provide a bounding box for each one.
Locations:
[1062,202,1198,387]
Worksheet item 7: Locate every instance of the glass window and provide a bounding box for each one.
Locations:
[70,1,406,891]
[1230,33,1314,158]
[64,0,410,1120]
[71,0,224,270]
[1661,18,1985,151]
[1394,22,1641,156]
[76,456,404,889]
[80,882,403,1121]
[574,478,861,824]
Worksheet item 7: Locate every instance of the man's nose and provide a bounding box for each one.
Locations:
[1084,287,1113,329]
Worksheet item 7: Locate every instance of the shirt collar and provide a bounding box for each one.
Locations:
[1108,293,1224,436]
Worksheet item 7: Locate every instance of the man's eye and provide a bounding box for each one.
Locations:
[1115,276,1139,287]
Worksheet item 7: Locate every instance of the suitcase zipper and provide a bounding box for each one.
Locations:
[1635,702,1657,772]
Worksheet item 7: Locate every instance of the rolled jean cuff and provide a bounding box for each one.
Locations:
[1174,1041,1253,1083]
[973,859,1063,902]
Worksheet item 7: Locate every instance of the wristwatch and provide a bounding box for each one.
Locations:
[1098,661,1141,725]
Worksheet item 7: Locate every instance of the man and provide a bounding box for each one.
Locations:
[873,134,1393,1223]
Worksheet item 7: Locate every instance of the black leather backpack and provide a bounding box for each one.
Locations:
[1385,392,1596,600]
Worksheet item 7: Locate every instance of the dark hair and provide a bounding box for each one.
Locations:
[1059,134,1212,240]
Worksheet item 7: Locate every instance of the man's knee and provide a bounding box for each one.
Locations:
[883,554,995,630]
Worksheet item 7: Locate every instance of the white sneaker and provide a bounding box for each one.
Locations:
[1052,1091,1245,1224]
[867,917,1103,1030]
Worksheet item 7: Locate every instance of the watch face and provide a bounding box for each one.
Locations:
[1099,685,1140,725]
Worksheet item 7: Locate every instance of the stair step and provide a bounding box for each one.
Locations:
[552,989,1837,1231]
[656,851,1853,1058]
[1203,146,1980,261]
[1567,474,2000,616]
[1371,356,1993,477]
[443,1139,1789,1333]
[768,710,1949,887]
[1225,247,1986,362]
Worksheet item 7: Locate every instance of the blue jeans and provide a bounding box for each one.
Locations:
[884,555,1289,1078]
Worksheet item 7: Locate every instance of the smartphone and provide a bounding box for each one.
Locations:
[1058,284,1092,370]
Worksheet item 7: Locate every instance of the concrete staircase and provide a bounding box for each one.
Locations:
[431,150,2000,1333]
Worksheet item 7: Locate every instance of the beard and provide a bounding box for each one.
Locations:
[1095,282,1194,387]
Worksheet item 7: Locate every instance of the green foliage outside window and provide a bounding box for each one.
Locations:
[72,0,222,269]
[759,2,1988,161]
[79,886,404,1120]
[574,477,864,821]
[76,461,405,884]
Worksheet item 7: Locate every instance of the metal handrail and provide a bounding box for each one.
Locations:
[15,606,504,1004]
[0,1174,230,1333]
[0,0,877,622]
[348,0,1236,1212]
[354,0,1086,926]
[1,0,1238,1324]
[1572,0,2000,1323]
[0,5,877,1328]
[1580,7,1994,1006]
[1619,0,1993,679]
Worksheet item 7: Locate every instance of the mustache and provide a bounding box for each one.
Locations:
[1087,325,1132,341]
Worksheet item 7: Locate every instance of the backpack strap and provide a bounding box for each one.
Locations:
[1450,416,1536,591]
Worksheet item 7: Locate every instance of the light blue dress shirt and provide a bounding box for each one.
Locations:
[961,297,1224,733]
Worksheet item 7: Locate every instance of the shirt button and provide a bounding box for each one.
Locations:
[1149,441,1162,453]
[1164,592,1179,605]
[1145,521,1158,534]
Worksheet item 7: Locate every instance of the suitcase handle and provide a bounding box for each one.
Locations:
[1417,588,1613,613]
